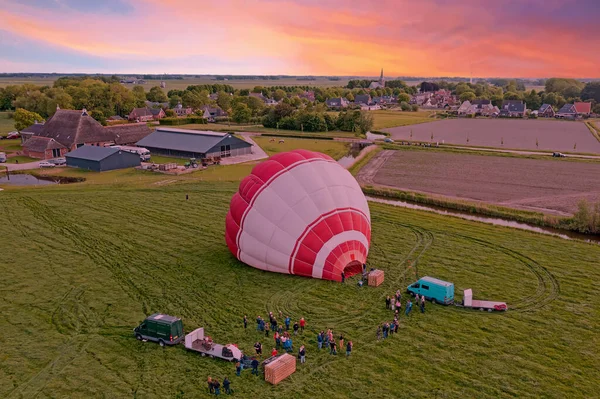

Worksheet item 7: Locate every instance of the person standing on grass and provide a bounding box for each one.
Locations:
[420,296,426,313]
[329,339,336,355]
[264,323,270,337]
[274,331,280,349]
[235,361,241,376]
[207,376,214,394]
[243,315,247,329]
[317,331,323,349]
[271,348,278,357]
[256,316,261,331]
[386,295,391,309]
[299,345,306,364]
[341,271,346,283]
[406,299,413,316]
[254,342,262,357]
[223,377,231,395]
[346,341,353,357]
[339,333,344,350]
[299,318,306,333]
[213,379,221,396]
[251,358,259,375]
[396,299,402,312]
[293,321,299,335]
[285,316,291,331]
[389,321,395,336]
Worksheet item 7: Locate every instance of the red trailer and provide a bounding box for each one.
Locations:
[458,289,507,312]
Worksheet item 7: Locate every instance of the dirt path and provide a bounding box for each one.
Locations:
[356,150,394,184]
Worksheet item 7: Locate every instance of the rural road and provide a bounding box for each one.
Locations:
[1,161,42,171]
[443,145,600,160]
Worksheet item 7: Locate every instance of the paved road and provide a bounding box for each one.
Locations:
[443,145,600,160]
[1,161,42,171]
[219,133,268,165]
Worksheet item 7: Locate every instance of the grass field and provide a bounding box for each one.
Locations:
[252,136,349,159]
[1,172,599,398]
[0,112,15,135]
[371,110,434,130]
[0,138,22,153]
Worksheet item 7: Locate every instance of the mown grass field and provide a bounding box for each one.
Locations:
[0,111,15,135]
[371,110,434,130]
[1,156,599,398]
[252,136,349,159]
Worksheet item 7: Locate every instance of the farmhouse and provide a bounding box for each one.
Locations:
[326,97,349,108]
[25,108,115,150]
[457,101,475,116]
[556,104,577,118]
[66,145,141,172]
[136,128,252,159]
[538,104,555,118]
[129,107,165,122]
[574,102,592,117]
[499,100,526,118]
[22,136,67,159]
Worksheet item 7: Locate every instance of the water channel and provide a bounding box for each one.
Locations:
[367,196,600,245]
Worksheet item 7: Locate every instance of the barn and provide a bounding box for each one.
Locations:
[136,128,253,159]
[65,146,141,172]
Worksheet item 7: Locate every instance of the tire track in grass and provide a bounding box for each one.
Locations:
[440,232,560,312]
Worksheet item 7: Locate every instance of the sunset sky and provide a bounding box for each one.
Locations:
[1,0,598,78]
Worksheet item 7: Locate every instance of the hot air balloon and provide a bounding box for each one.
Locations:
[225,150,371,281]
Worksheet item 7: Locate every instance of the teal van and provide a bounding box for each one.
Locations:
[407,276,454,305]
[134,313,184,346]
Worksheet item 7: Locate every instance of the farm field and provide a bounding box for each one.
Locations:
[1,175,599,398]
[370,110,433,130]
[370,150,600,215]
[252,136,349,159]
[384,119,600,153]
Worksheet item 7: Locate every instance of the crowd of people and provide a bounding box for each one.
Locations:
[378,290,427,340]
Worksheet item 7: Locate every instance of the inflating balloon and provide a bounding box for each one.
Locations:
[225,150,371,281]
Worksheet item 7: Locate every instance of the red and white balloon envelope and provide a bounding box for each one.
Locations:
[226,150,371,281]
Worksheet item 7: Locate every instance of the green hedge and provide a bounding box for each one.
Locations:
[159,117,207,125]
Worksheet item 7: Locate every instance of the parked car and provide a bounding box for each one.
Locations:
[39,161,56,168]
[48,157,66,165]
[384,138,394,143]
[552,152,566,158]
[6,132,20,140]
[134,313,184,347]
[0,152,6,163]
[407,276,454,305]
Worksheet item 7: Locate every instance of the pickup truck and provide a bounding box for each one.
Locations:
[184,328,242,362]
[457,289,507,312]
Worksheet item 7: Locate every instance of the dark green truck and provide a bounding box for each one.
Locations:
[134,313,184,346]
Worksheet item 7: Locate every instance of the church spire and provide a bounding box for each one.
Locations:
[379,68,385,86]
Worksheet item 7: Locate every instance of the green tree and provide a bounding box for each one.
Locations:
[165,109,176,117]
[169,95,182,108]
[581,82,600,103]
[397,93,411,103]
[411,104,419,112]
[132,86,146,107]
[400,101,411,111]
[459,91,476,102]
[525,90,541,111]
[231,103,252,123]
[357,111,374,133]
[273,89,287,102]
[14,108,44,131]
[182,90,209,109]
[503,91,522,101]
[91,110,107,126]
[147,86,168,102]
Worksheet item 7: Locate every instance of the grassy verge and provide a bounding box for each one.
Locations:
[359,185,588,233]
[176,122,358,138]
[146,155,188,166]
[371,110,434,130]
[0,111,14,135]
[0,138,21,152]
[5,156,37,164]
[584,120,600,143]
[348,146,382,176]
[252,136,349,159]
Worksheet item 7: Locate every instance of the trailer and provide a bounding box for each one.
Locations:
[458,289,507,312]
[184,328,242,361]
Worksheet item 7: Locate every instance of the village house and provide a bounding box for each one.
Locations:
[172,103,193,117]
[298,91,316,102]
[200,105,227,122]
[249,92,278,105]
[129,107,166,122]
[499,100,526,118]
[457,101,476,116]
[20,121,45,143]
[325,97,349,109]
[20,108,153,159]
[538,104,555,118]
[372,95,396,105]
[354,94,372,105]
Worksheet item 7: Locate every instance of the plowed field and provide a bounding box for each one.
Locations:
[384,119,600,153]
[372,150,600,215]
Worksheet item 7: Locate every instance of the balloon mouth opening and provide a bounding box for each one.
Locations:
[342,261,363,278]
